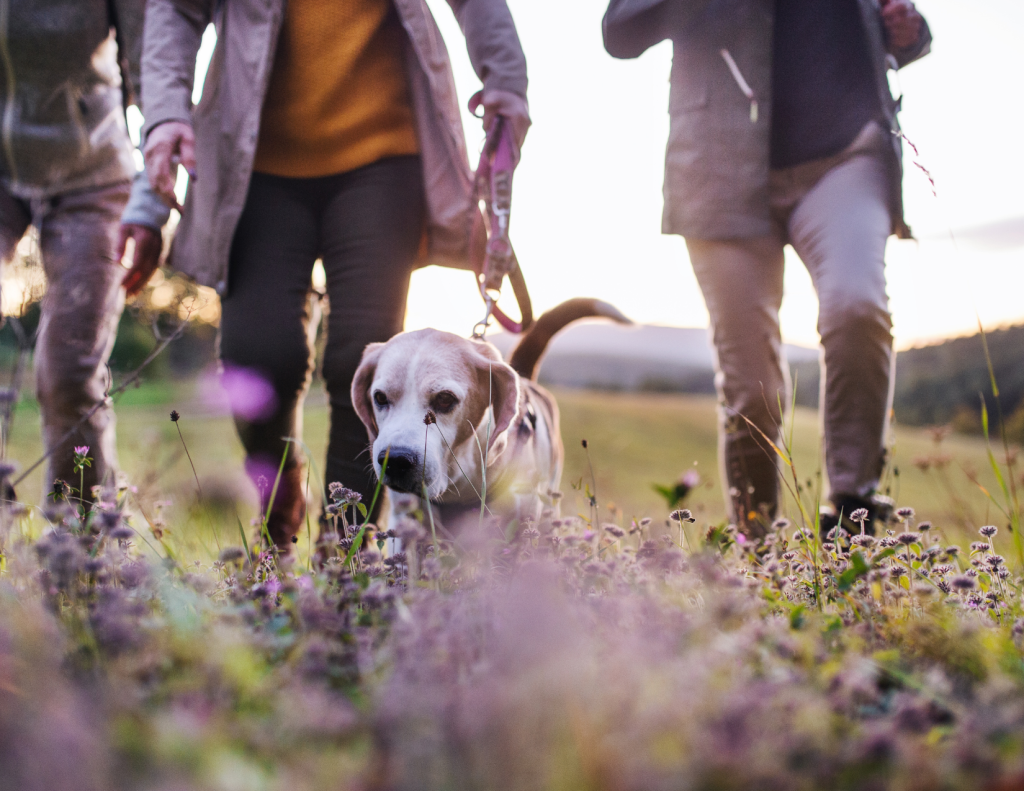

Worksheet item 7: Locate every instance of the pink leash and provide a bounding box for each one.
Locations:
[468,92,532,337]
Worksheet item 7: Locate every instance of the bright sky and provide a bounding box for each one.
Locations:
[179,1,1024,351]
[408,0,1024,350]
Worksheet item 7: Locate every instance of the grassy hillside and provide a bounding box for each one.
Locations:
[3,386,1010,556]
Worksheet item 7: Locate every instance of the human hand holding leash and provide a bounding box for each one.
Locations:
[117,223,163,297]
[476,89,530,150]
[143,120,195,211]
[880,0,923,51]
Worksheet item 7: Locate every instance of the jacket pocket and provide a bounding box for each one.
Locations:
[669,43,709,113]
[669,81,708,114]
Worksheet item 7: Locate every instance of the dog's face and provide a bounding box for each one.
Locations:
[351,329,520,500]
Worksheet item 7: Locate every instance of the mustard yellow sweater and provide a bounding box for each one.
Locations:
[253,0,420,178]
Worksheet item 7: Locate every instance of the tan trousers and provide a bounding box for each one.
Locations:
[0,181,130,496]
[686,123,894,525]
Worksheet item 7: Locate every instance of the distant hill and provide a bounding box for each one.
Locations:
[892,324,1024,435]
[488,322,818,393]
[491,320,1024,437]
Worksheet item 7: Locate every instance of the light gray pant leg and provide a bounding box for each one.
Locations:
[35,182,130,494]
[687,236,788,528]
[787,152,893,500]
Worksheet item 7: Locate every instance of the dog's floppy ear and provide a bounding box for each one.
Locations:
[470,342,521,450]
[351,343,385,440]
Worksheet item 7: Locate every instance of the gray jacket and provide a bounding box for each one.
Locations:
[0,0,167,227]
[603,0,932,240]
[142,0,528,293]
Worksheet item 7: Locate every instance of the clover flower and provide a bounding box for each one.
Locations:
[951,575,976,591]
[328,482,362,505]
[219,547,247,563]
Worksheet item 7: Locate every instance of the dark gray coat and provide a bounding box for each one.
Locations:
[0,0,167,227]
[603,0,932,240]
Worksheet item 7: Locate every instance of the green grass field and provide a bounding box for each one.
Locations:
[6,382,1024,790]
[4,383,1012,558]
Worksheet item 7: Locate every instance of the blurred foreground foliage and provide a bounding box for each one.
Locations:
[4,480,1024,791]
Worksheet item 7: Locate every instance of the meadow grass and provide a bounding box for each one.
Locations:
[5,383,1003,560]
[3,383,1024,790]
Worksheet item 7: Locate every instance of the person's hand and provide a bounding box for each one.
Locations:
[479,89,531,150]
[117,223,163,297]
[143,120,195,210]
[880,0,923,51]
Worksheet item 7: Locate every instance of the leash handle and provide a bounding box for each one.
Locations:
[469,90,530,335]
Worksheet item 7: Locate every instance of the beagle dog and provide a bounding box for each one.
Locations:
[351,299,629,535]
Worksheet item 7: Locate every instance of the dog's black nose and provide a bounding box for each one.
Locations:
[379,448,420,491]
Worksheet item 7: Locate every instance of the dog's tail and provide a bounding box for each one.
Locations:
[507,298,632,380]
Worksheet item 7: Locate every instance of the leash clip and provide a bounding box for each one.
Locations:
[471,293,495,339]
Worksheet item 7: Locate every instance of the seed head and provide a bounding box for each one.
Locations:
[980,525,998,538]
[950,575,975,591]
[170,410,180,423]
[219,547,246,563]
[897,532,920,546]
[896,507,915,520]
[328,482,362,504]
[109,525,135,541]
[826,526,849,541]
[581,439,588,449]
[423,411,437,425]
[669,509,695,523]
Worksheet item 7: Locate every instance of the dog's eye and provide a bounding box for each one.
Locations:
[431,391,458,414]
[373,391,389,408]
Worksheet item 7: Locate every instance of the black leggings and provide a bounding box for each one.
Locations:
[220,156,425,506]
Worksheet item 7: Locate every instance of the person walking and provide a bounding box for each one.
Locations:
[140,0,530,552]
[603,0,930,534]
[0,0,169,499]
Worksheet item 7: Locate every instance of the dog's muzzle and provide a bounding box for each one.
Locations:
[379,448,423,494]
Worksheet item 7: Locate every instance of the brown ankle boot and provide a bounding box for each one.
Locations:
[262,466,307,553]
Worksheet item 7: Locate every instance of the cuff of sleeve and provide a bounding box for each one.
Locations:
[141,108,193,144]
[482,74,528,99]
[121,169,172,229]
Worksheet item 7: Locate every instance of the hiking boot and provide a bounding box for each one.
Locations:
[819,493,894,539]
[260,465,307,553]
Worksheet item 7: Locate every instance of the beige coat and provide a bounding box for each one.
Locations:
[141,0,527,293]
[603,0,931,241]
